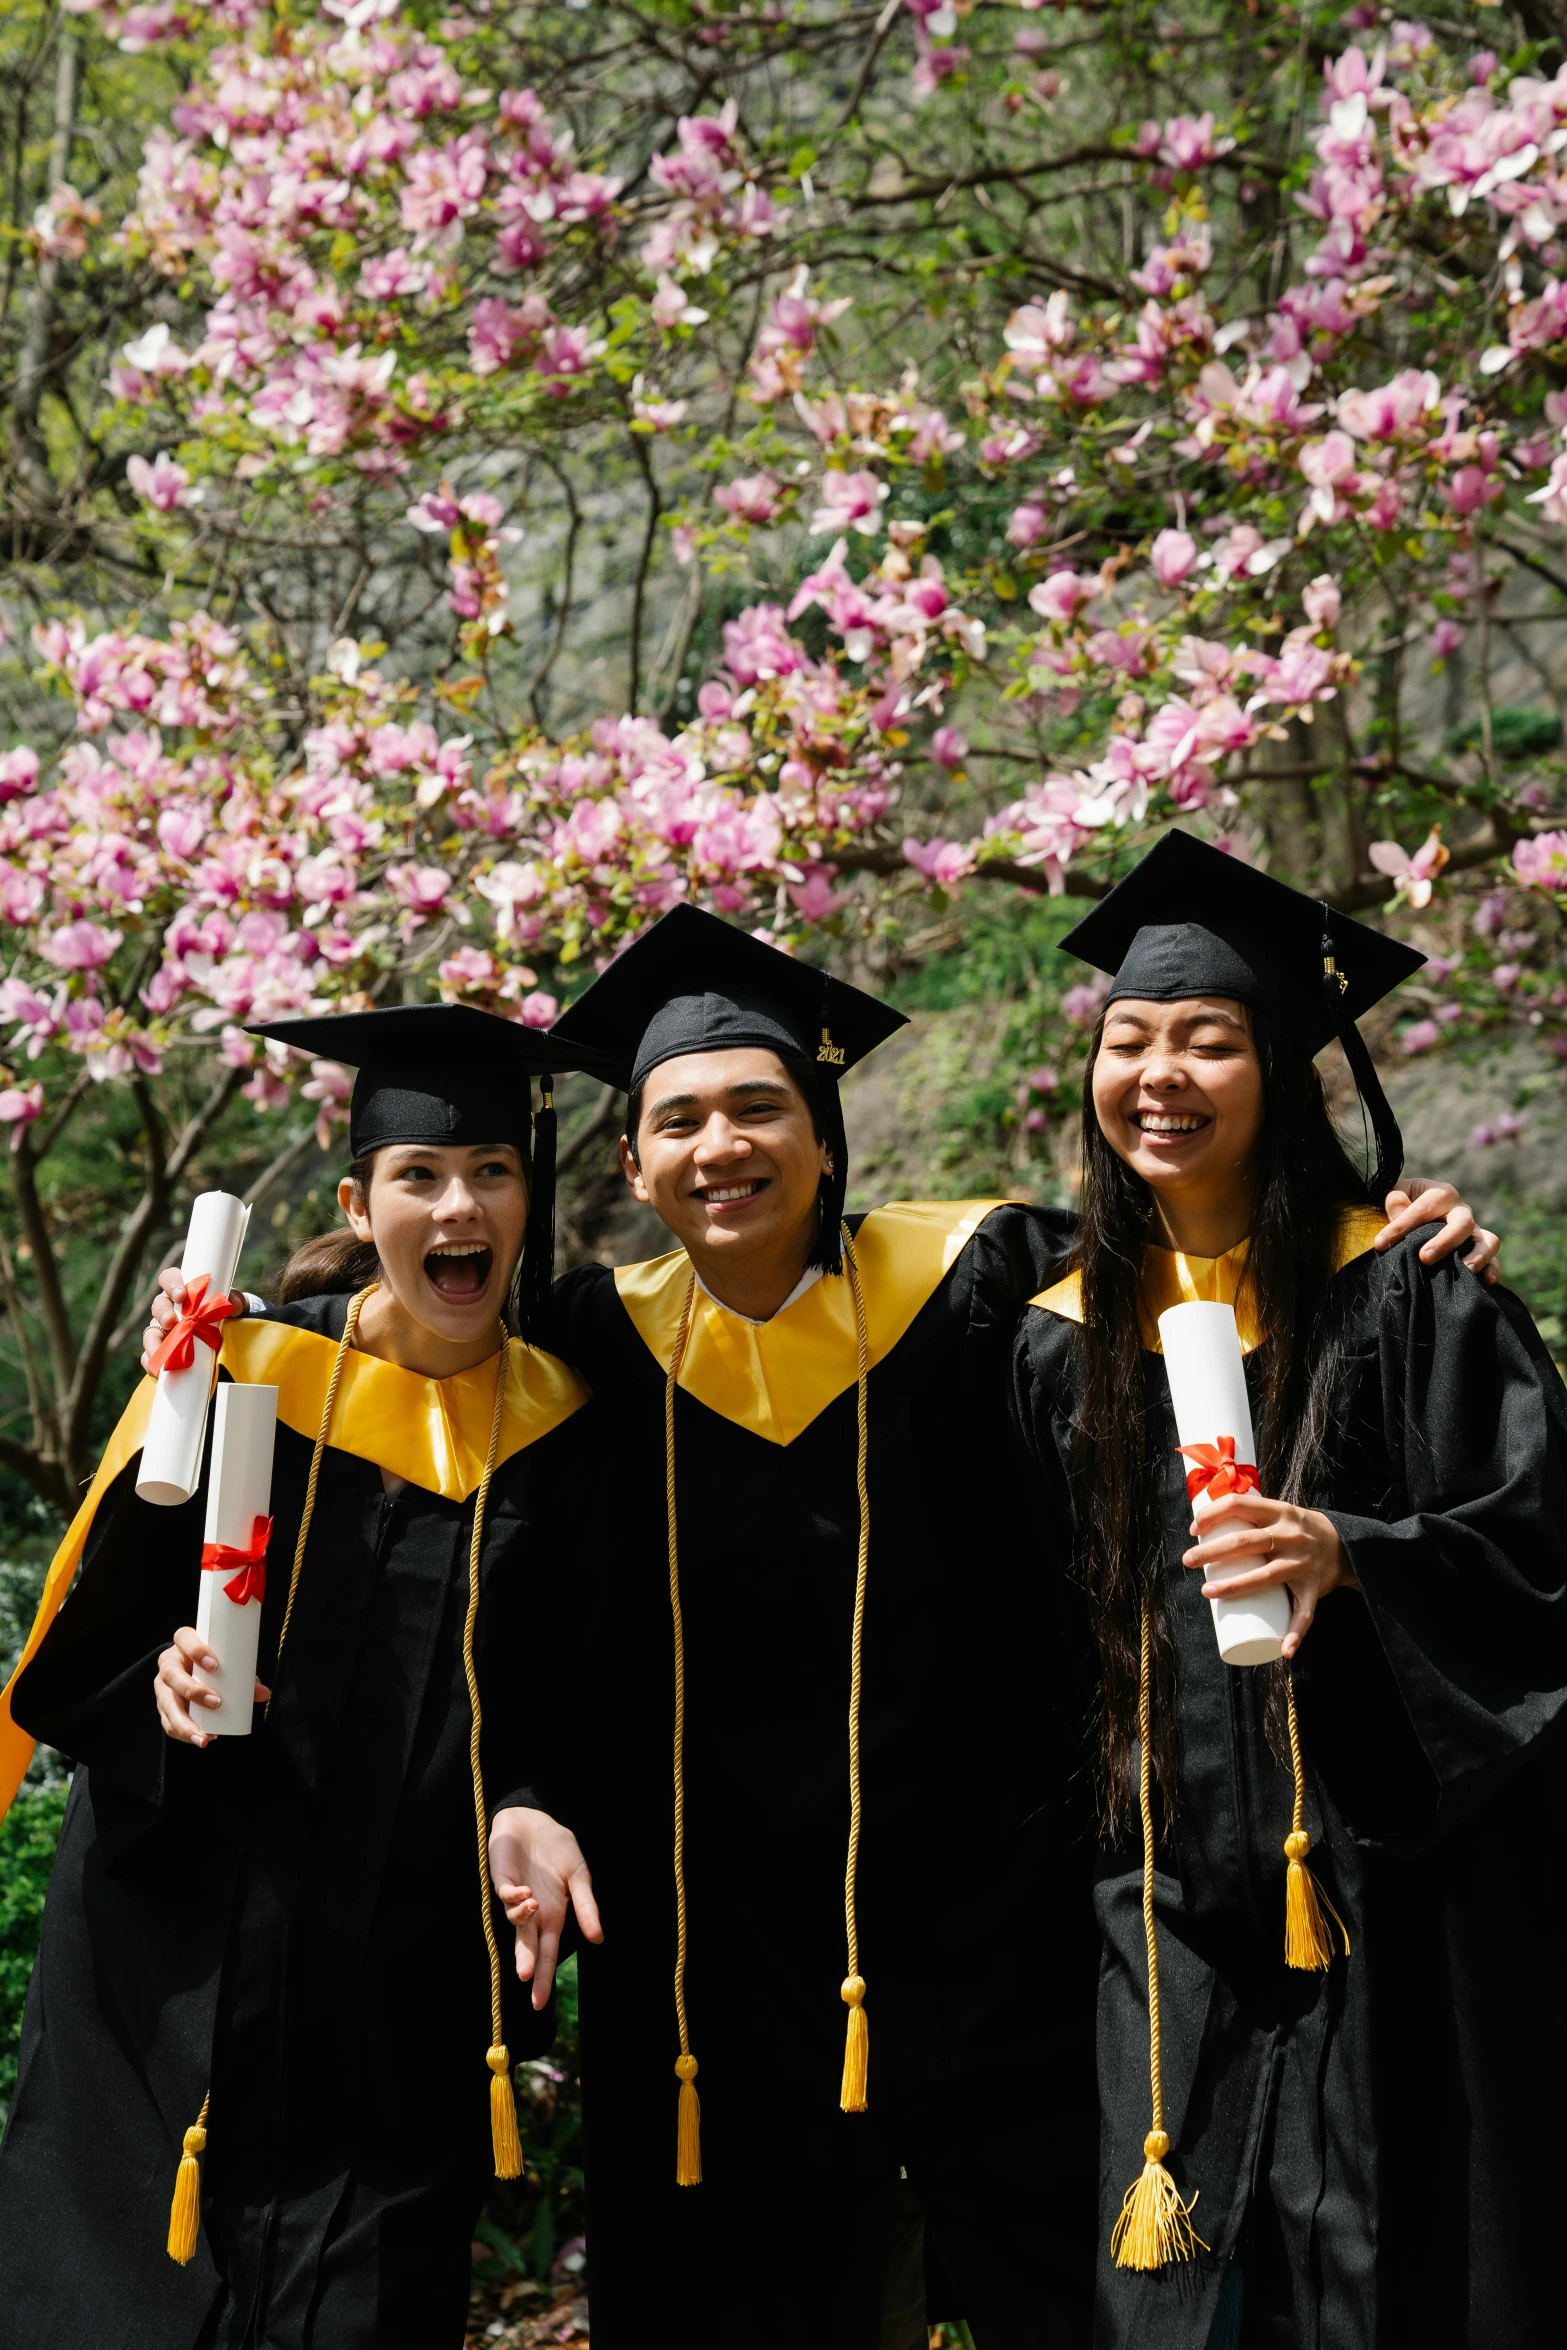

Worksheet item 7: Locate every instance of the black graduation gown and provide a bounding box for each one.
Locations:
[535,1199,1101,2350]
[0,1295,589,2350]
[1013,1224,1567,2350]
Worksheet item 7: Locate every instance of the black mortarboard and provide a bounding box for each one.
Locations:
[248,1003,600,1331]
[548,904,908,1273]
[1060,830,1425,1198]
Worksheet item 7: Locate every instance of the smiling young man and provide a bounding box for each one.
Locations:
[480,903,1497,2350]
[0,1006,597,2350]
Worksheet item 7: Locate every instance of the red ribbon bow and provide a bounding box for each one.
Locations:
[200,1515,273,1607]
[148,1272,240,1378]
[1177,1435,1260,1503]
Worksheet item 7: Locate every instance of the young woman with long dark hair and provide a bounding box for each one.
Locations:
[0,1005,598,2350]
[1015,834,1567,2350]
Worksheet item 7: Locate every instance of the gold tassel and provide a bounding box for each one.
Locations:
[1283,1678,1350,1972]
[166,2100,208,2266]
[1112,1604,1206,2273]
[665,1278,703,2185]
[460,1340,521,2179]
[674,2052,702,2186]
[839,1974,869,2114]
[488,2045,523,2179]
[838,1233,873,2116]
[1111,2128,1204,2272]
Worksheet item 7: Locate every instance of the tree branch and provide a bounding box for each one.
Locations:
[626,431,662,717]
[11,14,79,510]
[64,1076,169,1469]
[8,1131,76,1419]
[0,1424,67,1514]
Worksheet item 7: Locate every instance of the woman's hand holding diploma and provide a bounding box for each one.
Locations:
[142,1267,246,1375]
[155,1627,270,1747]
[488,1806,603,2009]
[1183,1493,1355,1660]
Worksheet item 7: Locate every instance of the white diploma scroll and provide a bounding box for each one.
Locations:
[1157,1300,1291,1668]
[137,1191,251,1508]
[193,1382,277,1735]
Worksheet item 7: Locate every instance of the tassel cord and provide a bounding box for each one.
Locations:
[839,1229,872,2115]
[1282,1670,1351,1970]
[459,1336,519,2177]
[172,1291,372,2261]
[1136,1602,1166,2147]
[266,1285,374,1713]
[1109,1600,1204,2271]
[665,1273,701,2183]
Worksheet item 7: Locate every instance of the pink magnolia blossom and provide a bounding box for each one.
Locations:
[1514,832,1567,890]
[931,727,968,770]
[127,451,200,511]
[1006,502,1049,548]
[903,836,975,885]
[1303,576,1342,630]
[714,474,782,525]
[1149,528,1198,586]
[41,920,123,971]
[1369,825,1450,909]
[517,991,559,1027]
[0,1084,44,1145]
[808,470,889,537]
[1028,571,1096,623]
[1401,1019,1442,1055]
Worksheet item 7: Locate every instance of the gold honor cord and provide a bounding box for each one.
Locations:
[1283,1671,1350,1971]
[461,1338,524,2178]
[1111,1602,1205,2272]
[267,1284,375,1713]
[661,1230,875,2185]
[838,1228,871,2115]
[665,1271,701,2185]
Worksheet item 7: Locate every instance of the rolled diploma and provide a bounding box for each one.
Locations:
[137,1191,252,1507]
[1157,1300,1290,1668]
[193,1382,277,1735]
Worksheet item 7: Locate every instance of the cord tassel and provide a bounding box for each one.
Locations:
[1112,1602,1205,2272]
[839,1975,869,2113]
[675,2052,702,2185]
[1112,2129,1203,2272]
[460,1342,517,2179]
[838,1232,873,2114]
[166,2099,209,2265]
[488,2046,523,2179]
[1282,1676,1350,1971]
[665,1276,703,2184]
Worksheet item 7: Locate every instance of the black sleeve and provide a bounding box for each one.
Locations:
[961,1203,1078,1371]
[484,1406,602,1826]
[12,1455,208,1807]
[1310,1237,1567,1842]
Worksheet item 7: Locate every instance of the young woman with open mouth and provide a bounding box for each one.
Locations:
[1015,833,1567,2350]
[0,1006,600,2350]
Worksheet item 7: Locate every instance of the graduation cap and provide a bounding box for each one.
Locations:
[249,1003,600,1331]
[1060,830,1425,1200]
[549,904,908,1274]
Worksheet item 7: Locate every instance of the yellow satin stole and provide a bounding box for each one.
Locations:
[0,1319,589,1816]
[1030,1204,1387,1354]
[614,1197,1012,1446]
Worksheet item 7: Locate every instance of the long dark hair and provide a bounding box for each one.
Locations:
[1071,1002,1370,1833]
[275,1135,542,1334]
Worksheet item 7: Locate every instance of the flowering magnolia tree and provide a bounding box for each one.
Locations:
[3,0,1567,1495]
